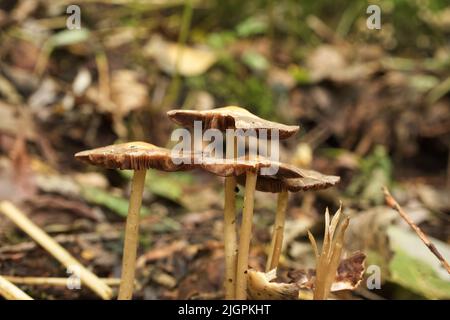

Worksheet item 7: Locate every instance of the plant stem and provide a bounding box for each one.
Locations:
[118,169,147,300]
[266,190,289,272]
[224,175,237,299]
[235,171,257,300]
[0,275,33,300]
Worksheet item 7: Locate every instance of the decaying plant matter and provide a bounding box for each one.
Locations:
[308,204,350,300]
[247,252,366,300]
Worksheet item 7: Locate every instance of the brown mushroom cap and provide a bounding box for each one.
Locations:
[200,155,302,178]
[75,142,195,171]
[167,106,299,140]
[237,166,340,193]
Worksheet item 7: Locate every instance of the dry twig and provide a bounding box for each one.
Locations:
[383,187,450,274]
[2,276,121,287]
[0,275,33,300]
[0,201,113,299]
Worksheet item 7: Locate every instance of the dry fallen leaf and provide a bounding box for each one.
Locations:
[110,69,149,115]
[144,35,217,77]
[85,69,149,137]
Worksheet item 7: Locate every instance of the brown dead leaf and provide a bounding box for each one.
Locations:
[85,69,148,137]
[110,69,148,115]
[137,240,188,267]
[144,35,217,77]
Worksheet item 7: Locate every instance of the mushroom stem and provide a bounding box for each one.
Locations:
[235,170,257,300]
[224,176,237,299]
[266,190,289,272]
[118,169,147,300]
[0,275,33,300]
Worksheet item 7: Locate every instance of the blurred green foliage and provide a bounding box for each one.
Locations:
[347,145,393,205]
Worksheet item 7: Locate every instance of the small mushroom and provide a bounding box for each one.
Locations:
[199,156,301,300]
[237,167,340,272]
[168,106,299,300]
[75,142,194,300]
[167,106,299,139]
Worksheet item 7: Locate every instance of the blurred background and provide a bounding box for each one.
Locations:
[0,0,449,299]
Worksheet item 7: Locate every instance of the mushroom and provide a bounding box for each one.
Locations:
[200,156,302,300]
[168,106,299,299]
[237,167,340,273]
[75,141,194,300]
[167,106,299,140]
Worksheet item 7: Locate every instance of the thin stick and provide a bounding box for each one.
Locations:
[224,176,237,299]
[235,170,257,300]
[266,190,289,272]
[383,187,450,274]
[0,201,113,300]
[118,169,147,300]
[3,276,121,287]
[0,275,33,300]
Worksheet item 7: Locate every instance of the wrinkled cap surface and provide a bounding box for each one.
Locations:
[167,106,299,140]
[200,155,302,178]
[237,166,340,193]
[75,142,195,171]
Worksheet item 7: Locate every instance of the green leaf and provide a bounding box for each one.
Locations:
[346,145,392,204]
[387,226,450,299]
[120,170,194,206]
[241,51,269,72]
[389,250,450,299]
[48,29,90,47]
[236,17,268,37]
[80,186,150,218]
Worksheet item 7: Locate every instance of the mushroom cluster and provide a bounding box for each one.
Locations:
[75,106,340,300]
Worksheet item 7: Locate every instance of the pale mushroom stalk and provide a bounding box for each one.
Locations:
[236,167,341,274]
[223,137,237,299]
[223,175,237,299]
[118,169,147,300]
[235,170,257,300]
[266,190,289,272]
